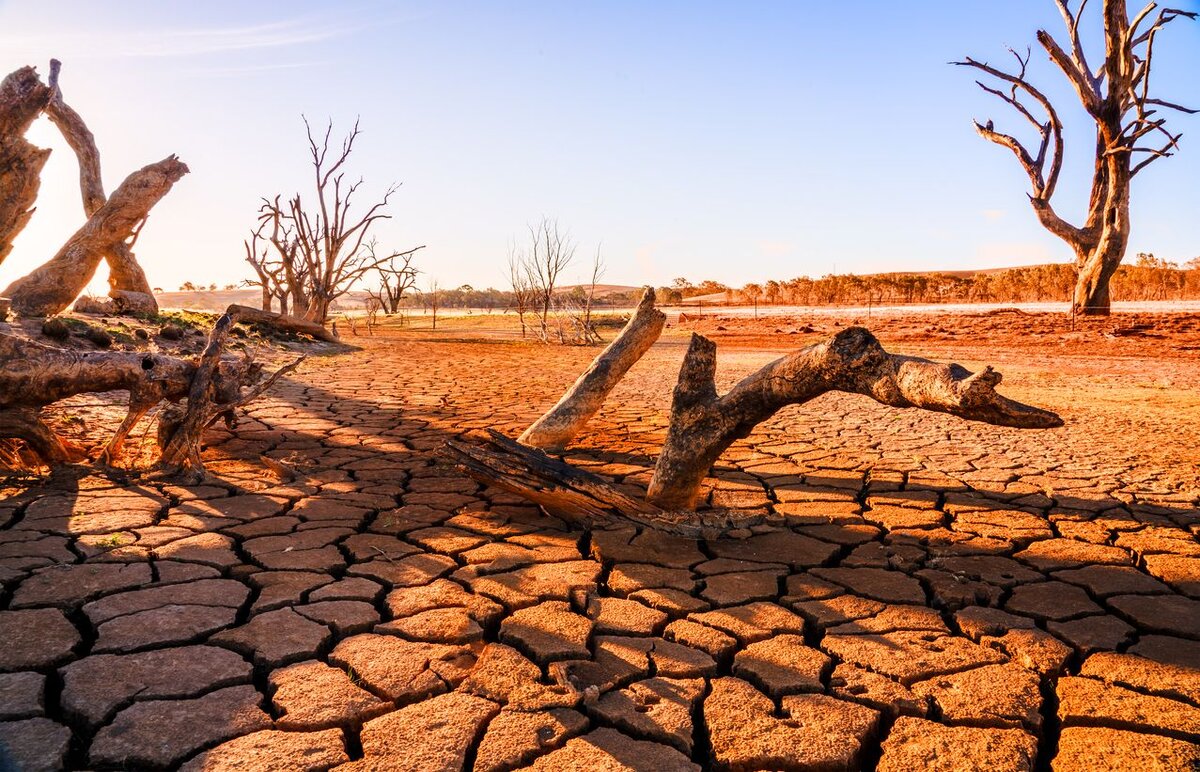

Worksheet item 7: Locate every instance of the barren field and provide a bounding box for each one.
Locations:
[2,310,1199,770]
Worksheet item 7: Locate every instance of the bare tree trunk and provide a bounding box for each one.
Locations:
[0,66,52,267]
[519,288,665,450]
[4,156,188,316]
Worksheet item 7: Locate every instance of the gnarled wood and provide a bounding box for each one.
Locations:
[646,327,1062,509]
[443,430,752,539]
[0,305,300,471]
[44,61,158,309]
[443,326,1063,532]
[4,155,189,316]
[0,66,52,266]
[157,306,304,481]
[519,287,665,449]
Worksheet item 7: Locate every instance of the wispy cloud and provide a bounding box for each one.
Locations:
[0,14,375,60]
[981,208,1006,221]
[756,239,794,257]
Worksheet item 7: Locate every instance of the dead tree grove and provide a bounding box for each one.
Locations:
[444,289,1062,538]
[956,0,1196,316]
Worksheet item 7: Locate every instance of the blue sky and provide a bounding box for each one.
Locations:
[1,0,1197,292]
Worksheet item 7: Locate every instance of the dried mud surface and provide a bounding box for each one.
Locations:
[1,311,1197,771]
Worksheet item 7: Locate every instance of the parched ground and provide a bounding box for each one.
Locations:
[1,311,1198,771]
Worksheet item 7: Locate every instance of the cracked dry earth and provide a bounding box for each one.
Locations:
[1,323,1199,771]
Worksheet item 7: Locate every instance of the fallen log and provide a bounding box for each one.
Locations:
[0,66,52,266]
[519,287,665,449]
[442,324,1063,532]
[4,155,189,316]
[443,430,749,538]
[228,304,341,343]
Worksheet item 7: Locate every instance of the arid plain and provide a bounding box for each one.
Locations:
[2,308,1197,771]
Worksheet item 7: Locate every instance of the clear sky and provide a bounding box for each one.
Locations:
[1,0,1197,293]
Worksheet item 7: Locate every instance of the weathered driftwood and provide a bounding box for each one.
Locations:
[44,59,158,309]
[646,327,1062,509]
[4,155,189,316]
[228,304,341,343]
[443,324,1063,532]
[157,307,304,481]
[0,66,52,266]
[519,287,665,449]
[0,305,301,472]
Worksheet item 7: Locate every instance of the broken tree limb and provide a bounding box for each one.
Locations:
[43,59,158,309]
[442,430,750,538]
[0,66,52,267]
[228,304,341,343]
[0,305,300,470]
[645,327,1063,509]
[443,326,1063,534]
[519,287,665,449]
[4,155,189,317]
[157,306,304,481]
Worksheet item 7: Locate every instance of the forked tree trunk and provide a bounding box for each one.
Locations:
[519,288,665,450]
[0,66,51,266]
[3,156,188,316]
[42,61,158,309]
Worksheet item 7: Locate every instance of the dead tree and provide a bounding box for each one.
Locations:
[4,155,188,316]
[0,61,180,314]
[508,247,537,338]
[243,227,287,313]
[443,291,1062,537]
[956,0,1196,315]
[252,118,420,326]
[0,67,51,267]
[0,305,301,477]
[43,60,159,312]
[519,217,575,338]
[366,241,423,314]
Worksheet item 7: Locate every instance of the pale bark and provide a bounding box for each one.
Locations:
[519,287,665,450]
[645,327,1062,510]
[443,327,1062,532]
[4,156,188,316]
[0,66,52,266]
[45,60,158,307]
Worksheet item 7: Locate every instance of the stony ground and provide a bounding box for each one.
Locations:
[1,315,1198,771]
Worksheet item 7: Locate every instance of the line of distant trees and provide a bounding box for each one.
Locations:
[679,254,1200,307]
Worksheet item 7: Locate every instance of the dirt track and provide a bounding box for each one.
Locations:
[1,312,1198,770]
